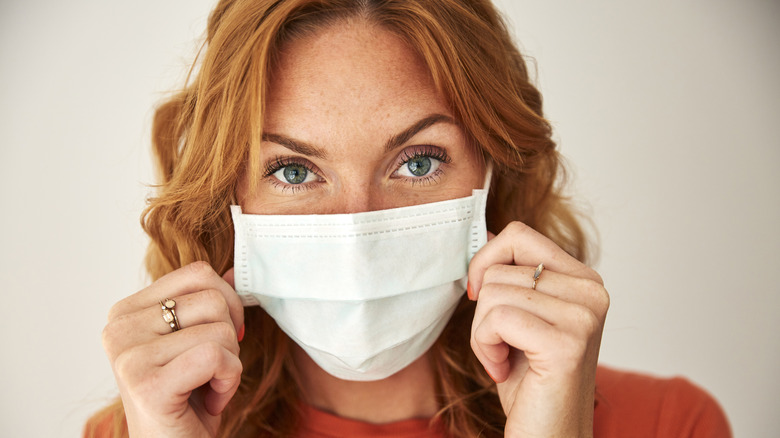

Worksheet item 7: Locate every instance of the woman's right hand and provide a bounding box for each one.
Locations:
[102,261,245,437]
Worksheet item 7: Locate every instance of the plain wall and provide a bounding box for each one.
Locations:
[1,1,777,436]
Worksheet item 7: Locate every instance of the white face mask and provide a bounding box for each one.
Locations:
[230,168,491,381]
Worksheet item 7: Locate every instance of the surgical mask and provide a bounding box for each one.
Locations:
[230,167,491,381]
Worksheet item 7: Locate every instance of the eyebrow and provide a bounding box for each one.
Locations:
[261,113,457,158]
[261,133,327,159]
[383,114,457,153]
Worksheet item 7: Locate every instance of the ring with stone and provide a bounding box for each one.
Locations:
[160,298,181,332]
[532,263,545,290]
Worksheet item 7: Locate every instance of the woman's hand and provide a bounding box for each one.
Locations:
[468,222,609,437]
[102,261,245,437]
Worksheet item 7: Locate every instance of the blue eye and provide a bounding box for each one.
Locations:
[406,156,432,176]
[268,160,320,186]
[279,163,308,184]
[396,154,442,178]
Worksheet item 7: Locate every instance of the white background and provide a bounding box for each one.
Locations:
[1,1,777,436]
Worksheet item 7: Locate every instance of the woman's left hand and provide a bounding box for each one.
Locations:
[468,221,609,437]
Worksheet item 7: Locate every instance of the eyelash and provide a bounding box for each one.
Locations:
[394,145,451,185]
[398,145,451,166]
[261,145,452,192]
[262,156,320,193]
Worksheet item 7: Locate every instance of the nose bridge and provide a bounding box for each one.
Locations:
[334,178,386,214]
[339,184,378,214]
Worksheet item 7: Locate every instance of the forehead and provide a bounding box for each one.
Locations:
[265,20,449,131]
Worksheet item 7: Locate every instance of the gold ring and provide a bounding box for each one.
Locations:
[160,298,181,332]
[532,263,544,290]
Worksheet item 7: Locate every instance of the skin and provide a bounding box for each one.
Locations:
[103,18,609,438]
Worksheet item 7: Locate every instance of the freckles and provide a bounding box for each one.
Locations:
[244,192,320,215]
[257,198,309,215]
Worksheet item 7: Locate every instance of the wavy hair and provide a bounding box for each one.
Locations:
[85,0,589,436]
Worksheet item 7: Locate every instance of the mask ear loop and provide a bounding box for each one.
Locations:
[481,160,493,191]
[468,161,492,260]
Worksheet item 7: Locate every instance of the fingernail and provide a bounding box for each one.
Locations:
[467,281,474,301]
[237,324,245,342]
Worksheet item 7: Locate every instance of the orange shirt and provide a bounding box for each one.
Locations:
[592,366,731,438]
[86,366,731,437]
[298,403,446,438]
[297,366,732,438]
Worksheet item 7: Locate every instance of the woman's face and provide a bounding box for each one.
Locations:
[238,20,484,215]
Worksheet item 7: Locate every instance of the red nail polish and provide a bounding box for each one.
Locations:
[237,324,245,342]
[467,281,474,301]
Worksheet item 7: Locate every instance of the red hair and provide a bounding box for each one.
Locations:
[86,1,589,436]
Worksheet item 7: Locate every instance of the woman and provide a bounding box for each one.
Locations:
[89,0,730,436]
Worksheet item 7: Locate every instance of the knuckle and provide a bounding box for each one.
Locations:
[106,300,128,322]
[575,278,610,316]
[100,322,121,360]
[187,260,216,280]
[231,355,244,374]
[192,288,230,321]
[469,335,481,354]
[205,289,230,314]
[590,269,605,285]
[106,304,119,322]
[482,264,508,285]
[101,313,135,360]
[595,286,610,315]
[577,278,600,298]
[574,306,602,335]
[488,304,514,326]
[212,321,237,340]
[198,341,224,364]
[585,311,602,334]
[576,265,604,285]
[113,349,140,383]
[504,221,530,238]
[101,324,117,359]
[226,352,244,377]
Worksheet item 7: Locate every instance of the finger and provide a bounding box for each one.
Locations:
[113,322,241,371]
[481,264,609,316]
[472,304,560,383]
[470,324,510,368]
[103,290,242,358]
[204,370,242,416]
[156,341,243,415]
[156,323,240,362]
[164,289,236,335]
[109,262,244,333]
[473,282,582,329]
[468,222,602,299]
[470,335,510,382]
